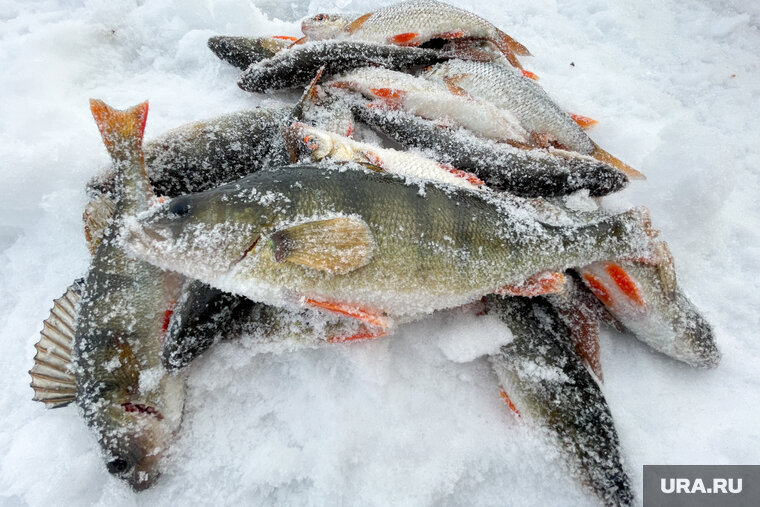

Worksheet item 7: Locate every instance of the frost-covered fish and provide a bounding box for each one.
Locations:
[125,165,654,329]
[301,13,357,41]
[88,106,292,199]
[579,247,720,368]
[30,101,185,489]
[352,104,629,197]
[237,40,452,92]
[486,295,634,506]
[286,122,483,190]
[307,0,530,69]
[207,35,296,70]
[162,288,376,370]
[328,67,529,144]
[421,59,643,179]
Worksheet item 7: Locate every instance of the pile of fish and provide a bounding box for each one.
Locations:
[29,1,720,504]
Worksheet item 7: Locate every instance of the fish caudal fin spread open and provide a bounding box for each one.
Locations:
[591,142,645,180]
[89,99,148,156]
[30,280,83,408]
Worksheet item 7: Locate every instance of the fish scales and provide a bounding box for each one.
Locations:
[237,40,451,93]
[328,67,529,143]
[351,105,628,197]
[127,166,650,318]
[423,60,594,154]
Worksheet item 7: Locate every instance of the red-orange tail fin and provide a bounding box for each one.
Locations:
[591,142,645,180]
[89,99,148,157]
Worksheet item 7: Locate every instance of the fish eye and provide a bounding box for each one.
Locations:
[315,14,326,21]
[107,457,131,475]
[168,197,191,218]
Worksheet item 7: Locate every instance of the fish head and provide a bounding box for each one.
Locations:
[124,185,276,283]
[285,122,336,162]
[77,338,186,490]
[301,13,350,40]
[580,244,719,367]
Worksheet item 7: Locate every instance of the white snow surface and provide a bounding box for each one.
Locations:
[1,0,759,505]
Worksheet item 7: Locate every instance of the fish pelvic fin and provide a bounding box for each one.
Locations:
[591,142,645,180]
[569,113,598,130]
[496,28,531,56]
[30,280,83,408]
[495,271,566,297]
[90,99,148,159]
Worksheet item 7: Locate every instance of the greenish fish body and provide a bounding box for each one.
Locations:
[126,165,651,320]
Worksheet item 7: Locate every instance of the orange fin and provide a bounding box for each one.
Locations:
[272,35,298,41]
[521,69,539,80]
[581,272,613,307]
[591,143,645,180]
[499,389,521,417]
[558,306,604,381]
[443,75,470,97]
[369,88,406,109]
[89,99,148,156]
[304,298,391,328]
[390,32,419,45]
[345,12,372,34]
[604,263,646,308]
[289,36,307,47]
[495,271,566,297]
[438,163,484,186]
[570,113,598,129]
[497,29,531,56]
[327,328,389,343]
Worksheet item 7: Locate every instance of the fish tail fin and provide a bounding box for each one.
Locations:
[89,99,148,158]
[591,142,645,180]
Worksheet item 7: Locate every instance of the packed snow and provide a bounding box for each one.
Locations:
[1,0,759,505]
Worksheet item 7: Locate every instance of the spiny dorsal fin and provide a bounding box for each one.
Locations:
[83,193,116,255]
[270,217,374,275]
[30,280,83,408]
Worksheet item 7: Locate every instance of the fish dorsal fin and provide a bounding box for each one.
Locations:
[29,280,83,408]
[83,193,116,255]
[270,217,374,275]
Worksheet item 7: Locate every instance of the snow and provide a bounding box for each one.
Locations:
[1,0,759,505]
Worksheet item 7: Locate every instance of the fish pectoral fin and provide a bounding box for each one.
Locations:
[521,69,539,80]
[288,36,308,47]
[345,12,372,34]
[270,217,375,275]
[604,262,646,308]
[304,298,392,328]
[591,142,645,180]
[499,389,522,417]
[569,113,598,129]
[357,149,386,170]
[30,280,83,408]
[495,271,566,297]
[443,75,471,97]
[83,193,116,255]
[654,242,678,299]
[327,328,390,343]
